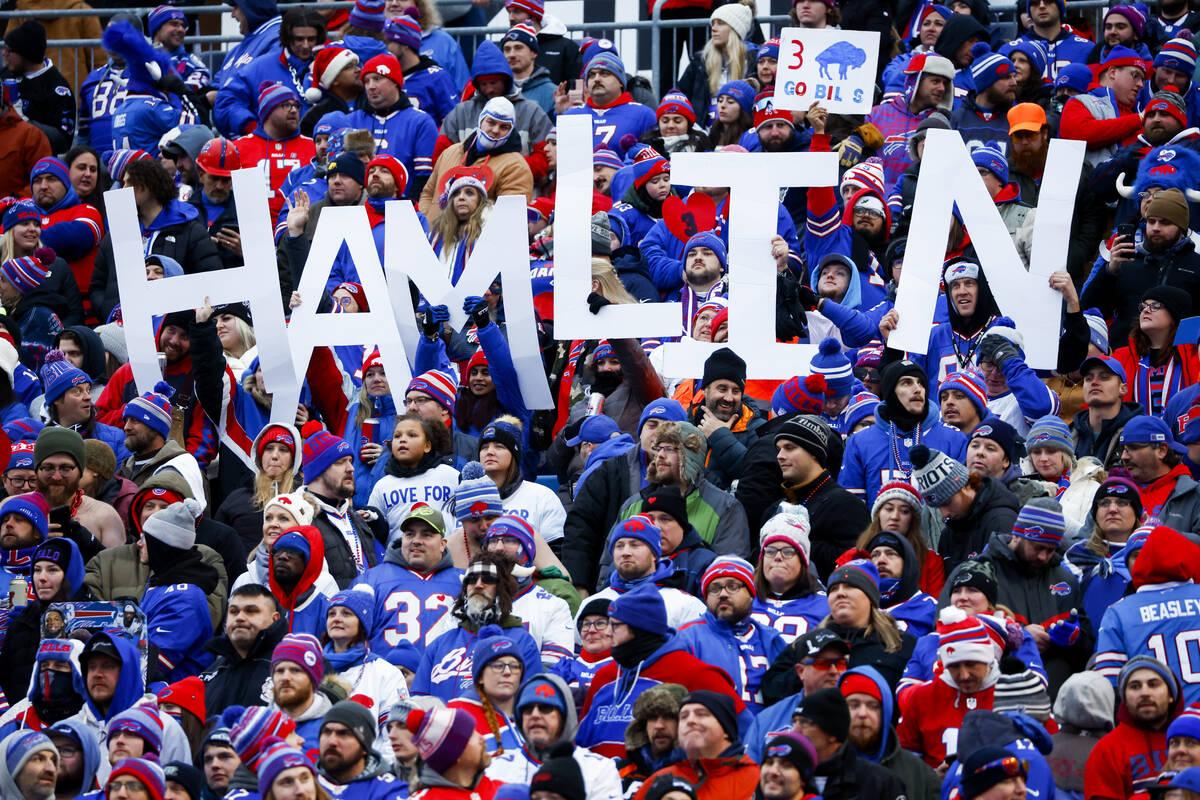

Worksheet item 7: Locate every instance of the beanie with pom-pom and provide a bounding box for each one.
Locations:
[910,445,969,507]
[405,705,476,774]
[773,373,832,416]
[122,381,174,440]
[969,43,1015,92]
[809,337,853,397]
[0,255,50,295]
[40,349,92,408]
[301,424,352,481]
[303,46,359,103]
[760,504,812,566]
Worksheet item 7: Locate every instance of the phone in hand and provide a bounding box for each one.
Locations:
[1116,223,1135,242]
[49,506,71,530]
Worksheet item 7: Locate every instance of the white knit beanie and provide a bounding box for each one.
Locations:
[144,499,202,550]
[759,501,812,566]
[264,490,315,527]
[710,2,753,40]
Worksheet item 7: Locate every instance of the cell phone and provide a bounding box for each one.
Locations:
[49,506,71,530]
[1116,223,1135,240]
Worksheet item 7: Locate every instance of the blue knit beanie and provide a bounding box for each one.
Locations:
[471,624,524,684]
[637,398,686,434]
[609,582,671,636]
[39,350,91,408]
[608,514,662,560]
[585,51,626,87]
[717,79,756,117]
[684,231,727,271]
[327,590,374,632]
[809,338,853,397]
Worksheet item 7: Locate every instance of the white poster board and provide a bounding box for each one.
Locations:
[773,27,880,114]
[383,198,554,410]
[108,169,300,468]
[890,129,1084,372]
[654,150,840,379]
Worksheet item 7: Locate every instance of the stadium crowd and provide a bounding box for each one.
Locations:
[2,0,1200,797]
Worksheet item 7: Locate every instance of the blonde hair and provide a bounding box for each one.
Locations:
[856,515,929,569]
[703,0,754,94]
[252,469,298,510]
[820,608,904,653]
[433,187,490,248]
[410,0,442,30]
[591,258,637,305]
[220,316,256,358]
[0,227,39,261]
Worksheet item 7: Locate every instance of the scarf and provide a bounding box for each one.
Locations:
[612,633,668,668]
[323,641,369,672]
[1134,347,1188,415]
[608,560,676,594]
[384,449,444,478]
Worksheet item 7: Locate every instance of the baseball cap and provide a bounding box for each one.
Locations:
[565,414,621,447]
[1079,355,1127,383]
[1007,102,1047,135]
[1121,415,1188,453]
[794,628,850,657]
[398,503,447,536]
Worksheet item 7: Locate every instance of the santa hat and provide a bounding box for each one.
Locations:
[304,46,359,103]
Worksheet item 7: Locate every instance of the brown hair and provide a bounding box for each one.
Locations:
[789,2,840,25]
[123,158,176,206]
[394,411,452,456]
[819,607,904,653]
[856,510,929,569]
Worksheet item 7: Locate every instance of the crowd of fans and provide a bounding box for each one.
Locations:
[1,0,1200,797]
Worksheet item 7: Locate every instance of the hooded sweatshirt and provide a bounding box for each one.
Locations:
[349,539,464,653]
[486,673,626,799]
[268,524,329,636]
[1049,672,1116,796]
[942,709,1058,800]
[871,532,938,637]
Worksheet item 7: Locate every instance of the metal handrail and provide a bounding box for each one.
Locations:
[0,1,353,18]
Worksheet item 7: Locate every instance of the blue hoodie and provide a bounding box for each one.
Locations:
[469,40,513,91]
[215,0,282,86]
[48,718,101,794]
[73,631,144,724]
[837,666,894,761]
[840,403,968,505]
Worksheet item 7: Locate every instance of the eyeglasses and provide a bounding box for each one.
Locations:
[1139,301,1166,314]
[579,619,610,632]
[277,101,302,110]
[763,545,799,560]
[488,535,522,547]
[37,462,77,476]
[800,656,848,671]
[107,779,150,796]
[4,475,35,488]
[467,571,499,585]
[405,396,435,407]
[651,445,678,455]
[1139,189,1162,201]
[523,702,559,715]
[973,755,1026,778]
[706,579,748,596]
[486,660,522,674]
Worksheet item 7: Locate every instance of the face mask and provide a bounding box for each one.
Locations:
[32,666,83,724]
[593,370,623,396]
[475,115,512,152]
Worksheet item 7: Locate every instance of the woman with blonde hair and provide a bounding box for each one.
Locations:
[591,257,638,306]
[677,0,759,127]
[430,171,493,283]
[231,489,340,595]
[0,200,84,325]
[856,481,945,595]
[216,421,304,551]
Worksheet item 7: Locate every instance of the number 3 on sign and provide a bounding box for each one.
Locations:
[789,40,804,69]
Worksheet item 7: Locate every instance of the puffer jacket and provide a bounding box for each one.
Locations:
[936,477,1021,573]
[632,745,761,800]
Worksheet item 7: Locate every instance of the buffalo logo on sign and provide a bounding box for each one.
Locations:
[815,42,867,80]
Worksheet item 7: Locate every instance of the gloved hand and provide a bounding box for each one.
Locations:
[587,292,612,315]
[797,283,821,312]
[1047,610,1081,647]
[463,296,490,329]
[978,333,1021,368]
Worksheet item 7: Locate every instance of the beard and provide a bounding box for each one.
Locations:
[38,481,76,507]
[1010,143,1048,178]
[646,460,680,486]
[464,593,501,626]
[849,723,880,753]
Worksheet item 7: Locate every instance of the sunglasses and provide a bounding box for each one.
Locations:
[974,756,1026,778]
[466,571,499,585]
[800,656,848,671]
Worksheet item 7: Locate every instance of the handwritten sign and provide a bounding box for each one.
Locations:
[773,27,880,115]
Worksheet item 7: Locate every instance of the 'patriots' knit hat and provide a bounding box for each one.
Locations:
[483,514,537,567]
[938,369,988,419]
[39,350,91,407]
[271,633,324,689]
[608,514,662,559]
[827,558,881,607]
[1011,497,1067,546]
[971,144,1009,184]
[969,45,1015,92]
[503,21,539,52]
[406,368,457,412]
[0,256,50,295]
[809,338,853,397]
[1025,414,1073,456]
[910,445,969,507]
[700,555,756,598]
[455,461,503,522]
[1155,35,1198,73]
[122,381,174,439]
[108,758,166,800]
[107,705,164,755]
[301,424,353,480]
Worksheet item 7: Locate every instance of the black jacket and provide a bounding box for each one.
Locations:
[815,742,910,800]
[89,209,222,322]
[187,191,242,270]
[762,620,917,704]
[534,31,581,86]
[676,51,759,128]
[1071,401,1144,469]
[561,447,642,590]
[215,486,264,556]
[197,515,248,586]
[769,473,869,583]
[1080,234,1200,346]
[200,615,288,716]
[735,412,846,544]
[936,477,1021,573]
[0,64,74,152]
[309,493,382,589]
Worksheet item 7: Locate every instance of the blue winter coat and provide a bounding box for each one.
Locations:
[71,631,145,723]
[745,688,804,762]
[141,582,215,682]
[411,622,542,702]
[110,91,189,155]
[215,17,283,87]
[674,611,786,713]
[840,404,968,505]
[214,48,312,137]
[421,28,469,90]
[404,58,459,127]
[77,62,128,152]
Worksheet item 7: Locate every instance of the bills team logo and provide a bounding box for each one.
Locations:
[1049,582,1071,596]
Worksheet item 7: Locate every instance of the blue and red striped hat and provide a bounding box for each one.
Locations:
[701,555,756,598]
[0,255,49,295]
[1012,497,1067,545]
[938,368,987,418]
[1,199,40,233]
[30,156,69,188]
[385,15,422,50]
[483,514,537,567]
[148,4,186,36]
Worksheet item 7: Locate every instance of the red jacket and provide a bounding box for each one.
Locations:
[1135,462,1192,519]
[0,107,50,198]
[234,129,316,220]
[410,776,502,800]
[41,201,104,297]
[897,676,995,766]
[1084,715,1168,800]
[633,754,761,800]
[1113,342,1200,414]
[1059,94,1142,149]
